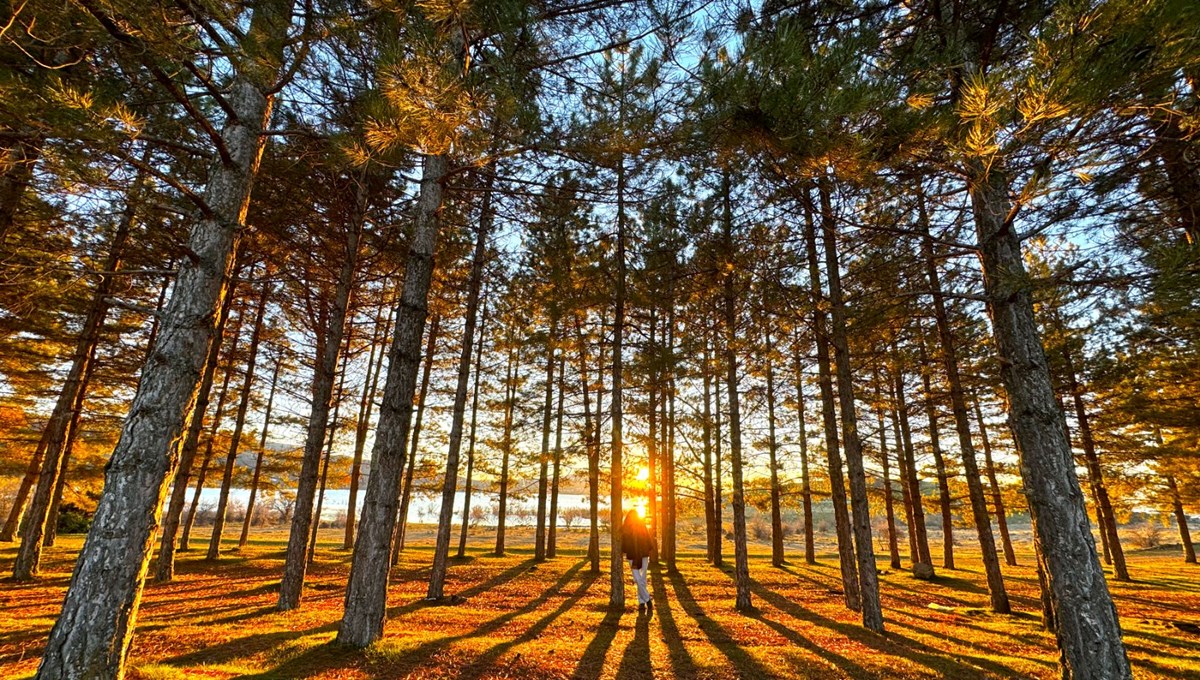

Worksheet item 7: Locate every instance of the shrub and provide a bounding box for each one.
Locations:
[56,503,92,534]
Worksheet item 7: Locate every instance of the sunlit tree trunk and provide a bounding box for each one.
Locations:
[794,346,815,565]
[804,189,859,609]
[917,326,955,570]
[721,172,751,612]
[764,328,784,568]
[1167,474,1196,564]
[874,382,901,570]
[608,153,627,609]
[647,313,660,563]
[535,318,557,562]
[664,302,678,573]
[207,279,271,560]
[817,182,882,632]
[346,301,393,549]
[393,314,441,560]
[548,353,566,559]
[33,4,291,673]
[429,190,491,599]
[240,354,281,549]
[918,196,1008,612]
[713,349,724,569]
[43,358,97,548]
[495,337,518,556]
[339,153,450,647]
[457,302,487,559]
[702,341,717,564]
[575,310,602,573]
[891,390,919,565]
[974,399,1017,566]
[1062,347,1129,581]
[968,157,1129,678]
[279,174,364,610]
[310,348,350,565]
[893,357,933,574]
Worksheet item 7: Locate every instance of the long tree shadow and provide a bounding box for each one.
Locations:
[573,609,623,680]
[746,574,1023,679]
[455,572,599,680]
[649,568,700,678]
[613,610,652,679]
[667,571,778,678]
[244,560,589,679]
[167,557,541,669]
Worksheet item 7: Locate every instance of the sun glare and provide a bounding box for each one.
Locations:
[636,466,650,482]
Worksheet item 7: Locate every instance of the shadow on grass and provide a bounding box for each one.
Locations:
[667,571,777,678]
[649,568,700,677]
[573,609,623,680]
[613,609,652,679]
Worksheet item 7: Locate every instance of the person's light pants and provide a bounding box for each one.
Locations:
[631,556,650,605]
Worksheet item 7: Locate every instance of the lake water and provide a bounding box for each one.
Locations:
[190,488,604,527]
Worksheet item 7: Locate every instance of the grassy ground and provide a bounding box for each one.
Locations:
[1,527,1198,679]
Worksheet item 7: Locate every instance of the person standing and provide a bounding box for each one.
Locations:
[622,508,655,614]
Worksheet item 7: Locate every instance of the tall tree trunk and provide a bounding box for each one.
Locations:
[1,436,49,543]
[974,399,1017,566]
[663,301,678,573]
[548,352,566,559]
[240,353,281,549]
[764,328,784,568]
[278,176,364,610]
[968,158,1130,678]
[1062,347,1129,581]
[181,323,242,553]
[891,389,920,566]
[34,3,290,672]
[495,338,518,556]
[13,188,134,578]
[713,345,724,568]
[892,364,933,572]
[647,313,659,563]
[817,182,883,632]
[535,318,557,562]
[393,314,441,561]
[702,340,717,565]
[608,154,627,609]
[917,327,955,570]
[794,346,815,565]
[918,196,1008,612]
[1166,474,1196,564]
[207,280,271,560]
[346,300,393,549]
[457,301,487,559]
[721,172,752,612]
[44,357,97,548]
[339,152,450,647]
[309,346,351,566]
[804,188,859,609]
[429,188,491,599]
[874,380,901,570]
[575,311,602,573]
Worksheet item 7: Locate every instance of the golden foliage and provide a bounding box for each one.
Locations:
[368,56,481,155]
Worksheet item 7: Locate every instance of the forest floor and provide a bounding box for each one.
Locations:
[2,527,1199,679]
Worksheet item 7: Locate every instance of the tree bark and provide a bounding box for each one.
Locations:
[764,328,784,568]
[804,188,859,609]
[875,382,901,570]
[721,172,752,612]
[1062,347,1129,581]
[346,300,393,549]
[974,399,1017,567]
[702,340,717,564]
[429,188,491,599]
[817,181,883,632]
[393,314,441,561]
[457,301,488,559]
[794,346,815,565]
[0,134,41,241]
[240,353,281,549]
[548,352,566,559]
[575,310,602,573]
[608,153,627,609]
[664,301,678,573]
[917,326,955,570]
[1166,474,1196,564]
[968,158,1130,678]
[339,152,449,647]
[713,357,724,568]
[918,195,1009,612]
[33,3,290,671]
[207,280,271,560]
[309,345,351,566]
[534,318,557,562]
[893,364,933,572]
[278,169,364,610]
[44,357,97,548]
[495,337,518,556]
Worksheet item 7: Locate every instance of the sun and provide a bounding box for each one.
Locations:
[635,466,650,482]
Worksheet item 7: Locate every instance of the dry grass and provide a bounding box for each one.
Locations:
[1,527,1198,679]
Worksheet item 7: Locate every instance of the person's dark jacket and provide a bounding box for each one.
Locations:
[622,520,653,568]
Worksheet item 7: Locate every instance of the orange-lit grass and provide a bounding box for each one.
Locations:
[1,528,1198,679]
